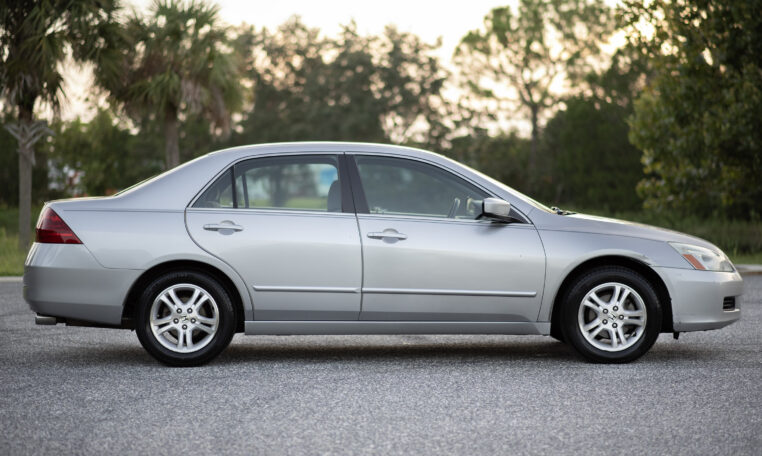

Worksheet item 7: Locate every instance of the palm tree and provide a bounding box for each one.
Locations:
[0,0,122,249]
[98,0,242,169]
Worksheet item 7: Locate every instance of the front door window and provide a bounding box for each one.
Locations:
[354,156,488,219]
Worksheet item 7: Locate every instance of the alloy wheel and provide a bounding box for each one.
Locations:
[149,283,219,353]
[577,282,647,352]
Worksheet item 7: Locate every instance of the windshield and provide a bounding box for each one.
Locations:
[464,165,555,213]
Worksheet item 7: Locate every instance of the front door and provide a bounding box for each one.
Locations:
[350,154,546,322]
[186,153,362,320]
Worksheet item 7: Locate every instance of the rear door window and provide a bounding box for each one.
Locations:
[193,155,342,212]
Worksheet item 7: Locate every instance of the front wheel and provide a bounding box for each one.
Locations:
[561,267,662,363]
[136,271,236,366]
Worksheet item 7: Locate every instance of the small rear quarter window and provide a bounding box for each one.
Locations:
[194,169,235,208]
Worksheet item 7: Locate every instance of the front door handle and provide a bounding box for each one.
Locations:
[203,222,244,232]
[367,230,408,240]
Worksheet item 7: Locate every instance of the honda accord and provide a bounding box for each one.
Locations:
[23,142,743,366]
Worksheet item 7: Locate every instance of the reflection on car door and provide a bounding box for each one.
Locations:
[350,154,546,322]
[186,153,362,320]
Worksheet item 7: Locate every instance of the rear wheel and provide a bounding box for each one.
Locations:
[136,271,235,366]
[561,267,661,363]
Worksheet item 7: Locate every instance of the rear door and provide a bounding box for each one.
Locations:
[186,153,362,320]
[350,154,546,322]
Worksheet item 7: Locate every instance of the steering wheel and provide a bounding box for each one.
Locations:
[447,197,461,218]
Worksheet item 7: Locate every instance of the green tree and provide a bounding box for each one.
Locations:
[624,0,762,219]
[454,0,613,188]
[538,47,650,209]
[233,18,447,149]
[46,109,163,196]
[97,0,242,169]
[541,96,642,210]
[447,131,530,193]
[0,0,121,249]
[584,47,650,111]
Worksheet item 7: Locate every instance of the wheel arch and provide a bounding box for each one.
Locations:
[121,260,246,333]
[549,255,674,338]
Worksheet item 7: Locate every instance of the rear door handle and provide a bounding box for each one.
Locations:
[367,230,408,240]
[203,222,244,232]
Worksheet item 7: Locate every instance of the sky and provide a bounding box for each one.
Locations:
[140,0,516,61]
[60,0,623,128]
[60,0,518,120]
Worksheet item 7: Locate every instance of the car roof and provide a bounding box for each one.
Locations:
[206,141,440,161]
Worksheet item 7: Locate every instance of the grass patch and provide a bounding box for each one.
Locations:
[730,252,762,265]
[0,205,42,235]
[569,208,762,258]
[0,229,26,276]
[0,206,41,276]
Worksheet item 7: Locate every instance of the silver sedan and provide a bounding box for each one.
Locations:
[23,142,743,366]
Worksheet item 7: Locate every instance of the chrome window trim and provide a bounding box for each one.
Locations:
[355,212,534,227]
[185,206,358,219]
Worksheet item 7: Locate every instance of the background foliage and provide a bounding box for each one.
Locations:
[1,0,760,271]
[624,0,762,220]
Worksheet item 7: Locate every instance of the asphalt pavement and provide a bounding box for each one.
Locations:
[1,277,760,455]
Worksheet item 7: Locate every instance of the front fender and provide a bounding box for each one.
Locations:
[535,230,689,322]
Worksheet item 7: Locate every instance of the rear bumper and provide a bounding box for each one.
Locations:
[655,267,743,331]
[23,243,140,326]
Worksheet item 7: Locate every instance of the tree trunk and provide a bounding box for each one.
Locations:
[7,104,53,251]
[18,143,33,250]
[17,105,34,251]
[528,104,539,192]
[164,111,180,169]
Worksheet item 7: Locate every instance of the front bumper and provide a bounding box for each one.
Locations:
[23,243,141,326]
[655,267,743,332]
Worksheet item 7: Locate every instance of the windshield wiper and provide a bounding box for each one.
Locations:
[551,206,576,215]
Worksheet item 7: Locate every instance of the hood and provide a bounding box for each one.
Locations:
[535,212,721,252]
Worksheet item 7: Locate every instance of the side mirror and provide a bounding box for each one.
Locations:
[481,197,512,222]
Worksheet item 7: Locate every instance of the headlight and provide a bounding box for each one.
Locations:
[669,242,734,272]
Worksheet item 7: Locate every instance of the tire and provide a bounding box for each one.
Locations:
[136,270,236,367]
[560,266,662,363]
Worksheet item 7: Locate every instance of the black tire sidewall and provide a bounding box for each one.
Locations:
[136,270,235,367]
[561,267,662,363]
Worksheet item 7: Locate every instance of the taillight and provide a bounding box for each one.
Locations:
[36,207,82,244]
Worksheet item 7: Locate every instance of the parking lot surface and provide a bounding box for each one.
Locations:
[1,276,760,455]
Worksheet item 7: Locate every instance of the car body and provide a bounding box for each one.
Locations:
[23,142,743,365]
